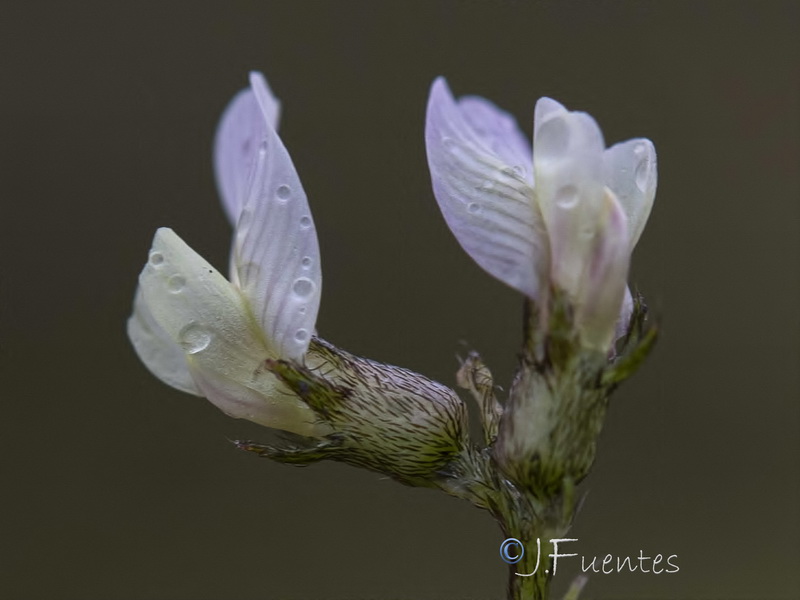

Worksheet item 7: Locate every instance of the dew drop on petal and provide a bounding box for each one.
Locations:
[298,306,307,315]
[294,328,309,343]
[299,216,312,228]
[579,224,596,241]
[468,202,481,214]
[635,159,649,192]
[167,274,186,293]
[149,252,164,267]
[292,277,315,298]
[179,323,211,354]
[554,185,580,209]
[276,184,291,202]
[301,256,312,269]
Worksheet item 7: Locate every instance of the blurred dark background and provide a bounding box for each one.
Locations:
[2,2,798,599]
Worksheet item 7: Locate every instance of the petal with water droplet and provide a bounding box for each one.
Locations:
[139,228,269,388]
[533,98,607,297]
[603,138,657,250]
[232,87,321,361]
[127,286,200,396]
[425,77,548,301]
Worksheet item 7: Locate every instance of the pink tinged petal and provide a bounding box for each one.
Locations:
[233,101,321,361]
[425,77,548,301]
[532,98,607,297]
[127,286,200,396]
[213,71,281,227]
[457,95,532,174]
[574,191,631,352]
[613,286,633,345]
[188,364,327,437]
[603,138,657,250]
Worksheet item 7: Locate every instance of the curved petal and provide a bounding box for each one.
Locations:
[137,228,322,435]
[127,286,200,396]
[574,191,631,352]
[612,285,633,349]
[457,95,532,174]
[533,98,607,297]
[188,364,325,437]
[425,77,548,300]
[213,71,281,226]
[603,138,657,250]
[232,87,321,361]
[139,228,268,374]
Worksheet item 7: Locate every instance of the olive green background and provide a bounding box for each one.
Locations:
[2,2,798,599]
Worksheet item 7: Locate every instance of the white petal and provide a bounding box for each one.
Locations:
[232,107,321,361]
[139,228,267,373]
[127,286,200,396]
[603,138,657,250]
[425,77,548,300]
[533,97,568,137]
[533,98,607,297]
[574,191,631,352]
[213,72,281,226]
[138,228,321,436]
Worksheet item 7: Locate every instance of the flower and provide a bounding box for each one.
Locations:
[127,72,326,437]
[425,78,657,352]
[127,73,469,484]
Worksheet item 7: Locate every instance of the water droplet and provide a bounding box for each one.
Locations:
[179,323,211,354]
[468,202,481,214]
[536,116,570,159]
[299,216,312,228]
[634,143,646,157]
[579,224,596,240]
[149,252,164,267]
[554,185,579,209]
[294,329,309,343]
[167,274,186,293]
[292,277,315,298]
[635,159,649,192]
[481,180,495,191]
[301,256,313,269]
[276,184,291,201]
[298,306,307,315]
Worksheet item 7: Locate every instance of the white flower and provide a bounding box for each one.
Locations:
[425,78,657,351]
[127,72,326,437]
